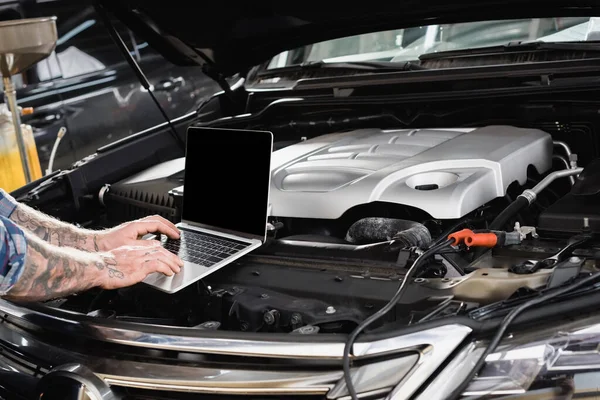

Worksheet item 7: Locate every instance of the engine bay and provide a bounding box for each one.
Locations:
[34,120,600,336]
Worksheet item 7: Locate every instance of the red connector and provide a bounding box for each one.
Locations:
[448,228,518,248]
[448,228,474,246]
[465,232,498,248]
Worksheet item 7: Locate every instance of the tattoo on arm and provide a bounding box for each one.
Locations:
[99,255,124,279]
[9,204,100,252]
[4,232,124,302]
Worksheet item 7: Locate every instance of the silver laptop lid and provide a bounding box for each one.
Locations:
[181,127,273,242]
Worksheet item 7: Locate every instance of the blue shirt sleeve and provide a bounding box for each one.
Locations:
[0,189,18,218]
[0,216,27,295]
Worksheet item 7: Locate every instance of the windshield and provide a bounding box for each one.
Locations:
[266,17,598,68]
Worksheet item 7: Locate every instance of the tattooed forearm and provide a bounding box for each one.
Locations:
[9,204,102,252]
[3,232,123,302]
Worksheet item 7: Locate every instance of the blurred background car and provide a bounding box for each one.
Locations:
[0,0,220,172]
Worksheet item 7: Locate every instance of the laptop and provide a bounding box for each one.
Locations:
[143,126,273,293]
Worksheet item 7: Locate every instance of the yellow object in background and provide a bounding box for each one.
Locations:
[23,124,43,181]
[0,105,42,192]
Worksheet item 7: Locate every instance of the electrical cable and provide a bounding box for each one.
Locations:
[342,238,454,399]
[429,219,473,249]
[46,127,67,175]
[447,270,600,400]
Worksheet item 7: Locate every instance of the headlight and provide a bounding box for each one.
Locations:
[416,316,600,399]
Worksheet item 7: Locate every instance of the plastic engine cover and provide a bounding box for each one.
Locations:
[269,126,552,219]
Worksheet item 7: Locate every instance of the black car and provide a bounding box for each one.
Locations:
[7,1,600,399]
[1,0,220,173]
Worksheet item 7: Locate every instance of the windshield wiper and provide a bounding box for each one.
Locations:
[257,60,425,77]
[420,41,600,60]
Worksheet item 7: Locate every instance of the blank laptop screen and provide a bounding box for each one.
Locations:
[181,127,273,239]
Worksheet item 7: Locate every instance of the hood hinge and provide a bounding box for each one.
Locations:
[202,64,237,99]
[201,64,248,112]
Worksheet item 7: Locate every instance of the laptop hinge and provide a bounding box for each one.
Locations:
[180,221,262,242]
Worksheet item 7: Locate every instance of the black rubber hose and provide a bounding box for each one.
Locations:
[488,195,529,231]
[345,217,431,248]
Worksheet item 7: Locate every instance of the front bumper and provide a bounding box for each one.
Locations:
[0,299,473,400]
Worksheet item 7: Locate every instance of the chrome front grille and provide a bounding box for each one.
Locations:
[113,386,325,399]
[0,299,473,400]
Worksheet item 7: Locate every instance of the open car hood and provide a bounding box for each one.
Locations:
[97,0,600,79]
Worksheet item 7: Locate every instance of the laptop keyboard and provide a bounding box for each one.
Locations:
[162,228,249,267]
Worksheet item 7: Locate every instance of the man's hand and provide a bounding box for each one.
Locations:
[99,241,184,290]
[4,232,184,302]
[96,215,180,251]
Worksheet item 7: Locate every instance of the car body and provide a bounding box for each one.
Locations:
[0,0,220,172]
[4,1,600,399]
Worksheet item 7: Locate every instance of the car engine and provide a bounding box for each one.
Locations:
[46,122,594,336]
[103,125,553,229]
[268,126,552,220]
